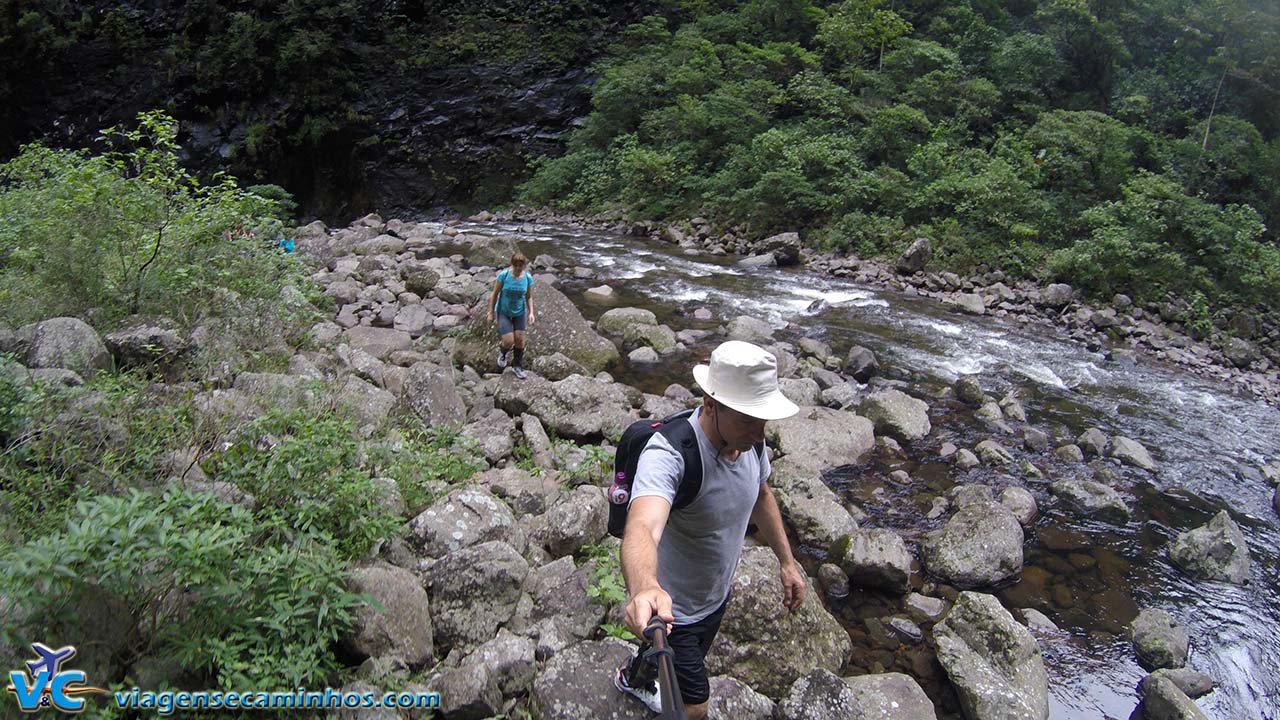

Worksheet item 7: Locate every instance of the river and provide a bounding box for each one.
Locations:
[443,218,1280,719]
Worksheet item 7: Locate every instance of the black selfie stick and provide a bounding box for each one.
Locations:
[643,616,688,720]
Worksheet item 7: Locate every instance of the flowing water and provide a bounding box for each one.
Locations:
[442,219,1280,719]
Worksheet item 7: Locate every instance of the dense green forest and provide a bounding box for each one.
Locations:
[521,0,1280,309]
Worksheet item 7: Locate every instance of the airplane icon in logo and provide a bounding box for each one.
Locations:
[25,643,76,680]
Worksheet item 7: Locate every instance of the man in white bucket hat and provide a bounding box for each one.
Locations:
[615,340,804,718]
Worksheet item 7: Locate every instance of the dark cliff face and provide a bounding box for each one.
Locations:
[1,2,636,223]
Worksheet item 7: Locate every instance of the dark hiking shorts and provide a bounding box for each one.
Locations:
[643,596,730,706]
[497,312,526,335]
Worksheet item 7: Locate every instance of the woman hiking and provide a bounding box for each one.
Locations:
[487,251,535,379]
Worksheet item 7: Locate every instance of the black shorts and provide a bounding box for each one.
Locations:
[642,596,730,706]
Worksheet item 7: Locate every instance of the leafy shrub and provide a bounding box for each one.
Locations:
[365,423,487,514]
[205,408,400,560]
[0,111,317,332]
[0,488,364,690]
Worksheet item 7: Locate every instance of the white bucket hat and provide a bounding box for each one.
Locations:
[693,341,799,421]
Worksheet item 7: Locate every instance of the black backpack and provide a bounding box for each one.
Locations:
[607,408,763,539]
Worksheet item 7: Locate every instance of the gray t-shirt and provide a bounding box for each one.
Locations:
[630,408,771,624]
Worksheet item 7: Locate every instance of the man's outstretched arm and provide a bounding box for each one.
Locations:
[621,496,675,635]
[750,481,806,610]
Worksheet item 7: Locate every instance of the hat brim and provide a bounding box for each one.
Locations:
[693,364,799,421]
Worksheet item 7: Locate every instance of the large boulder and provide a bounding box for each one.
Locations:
[896,237,932,274]
[474,465,560,516]
[404,361,466,427]
[726,315,775,344]
[25,317,111,377]
[596,307,658,337]
[622,323,677,353]
[103,323,190,372]
[507,555,606,649]
[767,408,875,475]
[406,487,520,558]
[341,561,434,667]
[1168,510,1251,584]
[528,485,609,558]
[934,592,1049,720]
[1041,283,1074,308]
[859,389,931,442]
[344,326,412,361]
[759,231,801,266]
[922,502,1024,589]
[530,639,650,720]
[464,234,518,268]
[455,629,537,697]
[454,283,620,373]
[706,547,850,699]
[1139,673,1209,720]
[1130,608,1189,670]
[1050,480,1130,523]
[836,528,913,594]
[334,375,397,430]
[776,669,935,720]
[495,373,633,442]
[776,483,860,553]
[426,541,529,654]
[461,408,518,465]
[707,676,775,719]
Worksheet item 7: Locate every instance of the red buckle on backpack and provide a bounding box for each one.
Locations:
[650,422,661,428]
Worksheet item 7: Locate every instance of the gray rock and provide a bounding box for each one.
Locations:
[1144,668,1215,699]
[404,361,466,427]
[726,315,775,344]
[778,377,822,407]
[393,304,434,337]
[707,676,775,719]
[1051,480,1130,523]
[906,593,949,624]
[1260,460,1280,486]
[530,639,650,720]
[344,325,412,361]
[1222,337,1259,368]
[495,373,632,442]
[1042,283,1074,307]
[434,274,488,305]
[845,345,879,383]
[457,629,536,696]
[530,351,588,381]
[508,556,606,649]
[949,293,986,315]
[584,284,615,300]
[1169,510,1251,584]
[955,377,986,405]
[1109,435,1157,471]
[767,408,875,475]
[975,439,1014,465]
[845,672,935,718]
[738,253,777,268]
[627,346,660,365]
[26,317,111,377]
[707,547,850,698]
[426,541,529,654]
[103,324,190,371]
[431,664,502,720]
[474,466,559,516]
[1131,608,1189,670]
[776,477,860,552]
[1077,428,1109,457]
[403,267,441,296]
[529,485,608,558]
[775,668,860,720]
[464,234,518,268]
[922,502,1024,589]
[837,528,912,595]
[934,592,1049,720]
[406,487,519,558]
[999,393,1027,422]
[1020,608,1059,633]
[596,307,657,336]
[461,408,518,465]
[817,563,850,599]
[760,231,801,266]
[1139,673,1209,720]
[1021,427,1049,452]
[1053,444,1085,463]
[955,448,980,469]
[1000,487,1038,526]
[896,237,932,274]
[860,389,931,442]
[334,375,397,430]
[341,561,434,667]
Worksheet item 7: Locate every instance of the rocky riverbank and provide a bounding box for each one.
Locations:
[5,210,1273,719]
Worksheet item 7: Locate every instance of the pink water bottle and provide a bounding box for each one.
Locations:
[609,472,630,505]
